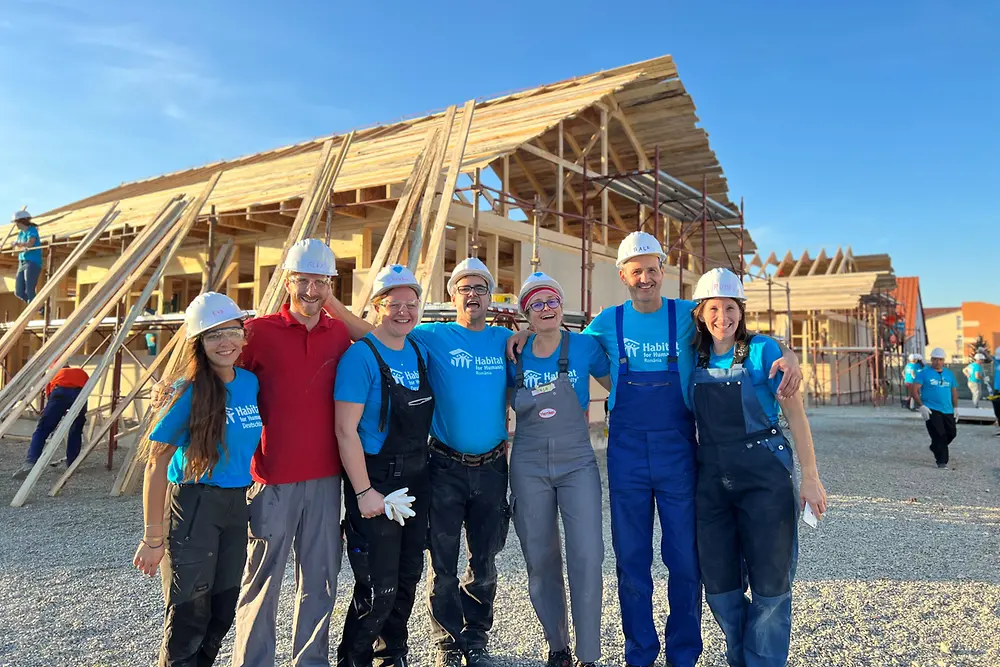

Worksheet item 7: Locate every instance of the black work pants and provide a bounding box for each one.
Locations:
[160,484,249,667]
[340,452,430,666]
[992,390,1000,423]
[426,447,510,652]
[925,411,957,465]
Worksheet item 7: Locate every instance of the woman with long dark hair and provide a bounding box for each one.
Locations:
[689,268,827,667]
[133,292,262,667]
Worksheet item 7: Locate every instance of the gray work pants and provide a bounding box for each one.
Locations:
[970,382,982,408]
[231,476,342,667]
[509,440,605,662]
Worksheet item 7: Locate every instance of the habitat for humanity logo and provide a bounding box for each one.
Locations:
[522,370,543,387]
[450,348,474,369]
[450,348,505,376]
[391,368,421,389]
[623,338,641,358]
[227,403,262,429]
[522,369,580,388]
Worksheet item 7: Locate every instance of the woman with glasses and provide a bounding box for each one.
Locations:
[133,292,262,666]
[507,272,611,667]
[334,265,435,667]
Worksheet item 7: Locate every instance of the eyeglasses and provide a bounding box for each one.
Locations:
[456,285,490,296]
[287,276,332,289]
[527,298,562,313]
[202,326,246,344]
[381,300,420,313]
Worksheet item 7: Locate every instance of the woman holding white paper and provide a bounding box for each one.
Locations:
[688,268,827,667]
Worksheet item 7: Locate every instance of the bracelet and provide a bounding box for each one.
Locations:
[141,538,164,549]
[356,486,373,499]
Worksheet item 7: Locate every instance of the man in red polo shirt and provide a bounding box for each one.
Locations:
[228,239,351,667]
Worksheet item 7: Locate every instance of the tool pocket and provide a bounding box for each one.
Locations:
[168,485,202,544]
[343,517,371,585]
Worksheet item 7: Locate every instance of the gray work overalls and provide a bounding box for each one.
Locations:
[509,331,605,663]
[691,336,799,667]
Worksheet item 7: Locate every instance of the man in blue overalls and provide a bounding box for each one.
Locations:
[582,232,802,667]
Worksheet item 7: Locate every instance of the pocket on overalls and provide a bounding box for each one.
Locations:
[343,517,371,584]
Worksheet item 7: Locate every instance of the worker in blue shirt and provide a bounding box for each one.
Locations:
[11,208,42,305]
[132,292,261,667]
[911,347,959,468]
[964,353,986,408]
[903,354,923,410]
[509,233,803,667]
[334,265,433,667]
[325,257,512,667]
[687,268,827,667]
[992,347,1000,434]
[506,272,611,667]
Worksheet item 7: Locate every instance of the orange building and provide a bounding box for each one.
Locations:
[961,302,1000,354]
[924,302,1000,362]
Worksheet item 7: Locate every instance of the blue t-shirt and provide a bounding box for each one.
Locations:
[334,333,427,455]
[916,367,957,414]
[904,363,921,384]
[966,362,983,384]
[702,335,784,424]
[994,359,999,391]
[150,368,262,487]
[17,227,42,265]
[506,332,611,411]
[583,298,697,412]
[411,322,512,454]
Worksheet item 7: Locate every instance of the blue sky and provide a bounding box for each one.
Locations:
[2,0,996,307]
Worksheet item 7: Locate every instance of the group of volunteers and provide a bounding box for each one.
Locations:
[132,230,827,667]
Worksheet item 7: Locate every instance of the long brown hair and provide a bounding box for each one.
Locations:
[691,298,749,359]
[168,336,230,482]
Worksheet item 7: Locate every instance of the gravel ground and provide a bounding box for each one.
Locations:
[1,406,999,667]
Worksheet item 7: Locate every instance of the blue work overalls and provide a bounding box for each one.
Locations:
[691,338,798,667]
[607,301,702,667]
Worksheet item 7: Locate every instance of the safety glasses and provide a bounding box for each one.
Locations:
[456,284,489,296]
[202,326,246,344]
[287,276,332,290]
[381,300,420,314]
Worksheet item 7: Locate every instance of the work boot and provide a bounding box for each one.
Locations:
[434,649,464,667]
[464,648,495,667]
[547,649,572,667]
[11,463,33,480]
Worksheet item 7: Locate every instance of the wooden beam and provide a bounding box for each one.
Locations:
[409,105,458,272]
[600,107,609,245]
[556,121,564,230]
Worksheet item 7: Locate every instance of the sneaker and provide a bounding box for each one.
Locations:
[49,457,67,468]
[11,463,34,480]
[547,649,573,667]
[434,650,464,667]
[464,648,495,667]
[937,463,948,469]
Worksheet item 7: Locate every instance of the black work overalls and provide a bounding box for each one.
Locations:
[339,337,435,667]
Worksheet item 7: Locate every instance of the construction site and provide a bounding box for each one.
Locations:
[2,50,999,667]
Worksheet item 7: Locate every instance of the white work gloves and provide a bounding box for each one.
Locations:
[383,488,416,526]
[918,405,932,421]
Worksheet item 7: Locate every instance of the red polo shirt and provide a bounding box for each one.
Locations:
[240,304,351,485]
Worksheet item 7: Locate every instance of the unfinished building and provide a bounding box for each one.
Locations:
[0,55,753,505]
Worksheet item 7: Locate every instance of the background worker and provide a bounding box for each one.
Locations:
[133,292,261,667]
[911,347,959,469]
[11,364,90,480]
[687,268,827,667]
[903,354,923,410]
[325,257,513,667]
[964,353,985,408]
[334,265,432,667]
[507,272,611,667]
[11,207,42,305]
[992,347,1000,434]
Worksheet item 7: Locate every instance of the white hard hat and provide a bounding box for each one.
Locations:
[914,354,923,361]
[281,239,337,276]
[693,267,746,302]
[908,353,918,362]
[975,353,986,361]
[518,271,565,312]
[185,292,247,339]
[447,257,495,296]
[616,231,666,268]
[930,347,947,360]
[11,207,31,223]
[373,264,422,301]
